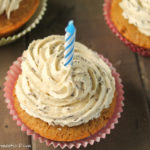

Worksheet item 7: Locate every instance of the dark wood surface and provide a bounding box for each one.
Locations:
[0,0,150,149]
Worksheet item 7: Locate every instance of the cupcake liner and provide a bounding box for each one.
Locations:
[3,55,124,149]
[0,0,47,47]
[103,0,150,57]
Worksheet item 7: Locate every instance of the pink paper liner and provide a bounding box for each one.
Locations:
[3,56,124,149]
[103,0,150,57]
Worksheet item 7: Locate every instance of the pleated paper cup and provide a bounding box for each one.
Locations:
[0,0,47,47]
[3,55,124,149]
[103,0,150,57]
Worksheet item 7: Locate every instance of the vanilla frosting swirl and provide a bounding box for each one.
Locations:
[0,0,22,19]
[15,35,115,127]
[120,0,150,36]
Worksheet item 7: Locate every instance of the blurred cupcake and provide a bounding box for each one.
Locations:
[4,35,124,148]
[0,0,39,37]
[104,0,150,56]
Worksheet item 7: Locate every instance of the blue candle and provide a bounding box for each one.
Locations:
[64,20,76,66]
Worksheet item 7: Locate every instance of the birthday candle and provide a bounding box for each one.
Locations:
[64,20,76,66]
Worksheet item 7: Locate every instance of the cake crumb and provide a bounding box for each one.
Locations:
[57,128,62,131]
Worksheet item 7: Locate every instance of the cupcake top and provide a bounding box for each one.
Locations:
[15,35,115,127]
[120,0,150,36]
[0,0,22,19]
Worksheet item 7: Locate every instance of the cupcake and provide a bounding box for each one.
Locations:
[4,35,124,148]
[104,0,150,56]
[0,0,39,37]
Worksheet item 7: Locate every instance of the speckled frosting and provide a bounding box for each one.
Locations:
[120,0,150,36]
[15,35,115,127]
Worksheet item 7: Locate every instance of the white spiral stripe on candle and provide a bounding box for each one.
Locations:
[64,44,74,58]
[65,32,70,41]
[64,52,74,66]
[64,34,75,58]
[64,32,75,66]
[65,32,71,41]
[64,33,75,50]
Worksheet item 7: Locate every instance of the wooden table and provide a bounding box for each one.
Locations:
[0,0,150,149]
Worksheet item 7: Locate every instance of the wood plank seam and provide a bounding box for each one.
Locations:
[135,54,150,115]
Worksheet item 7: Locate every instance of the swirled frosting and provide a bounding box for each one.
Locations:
[15,35,115,127]
[0,0,22,19]
[120,0,150,36]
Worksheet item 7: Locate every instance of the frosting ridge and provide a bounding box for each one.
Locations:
[0,0,22,19]
[120,0,150,36]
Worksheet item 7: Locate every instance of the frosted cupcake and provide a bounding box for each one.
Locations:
[4,32,124,147]
[0,0,39,37]
[13,35,117,141]
[104,0,150,56]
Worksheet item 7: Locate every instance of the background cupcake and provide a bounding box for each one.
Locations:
[104,0,150,56]
[0,0,39,38]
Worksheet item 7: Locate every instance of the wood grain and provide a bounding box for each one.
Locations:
[137,55,150,111]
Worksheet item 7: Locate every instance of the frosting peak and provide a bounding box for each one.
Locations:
[0,0,22,19]
[15,35,115,127]
[120,0,150,36]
